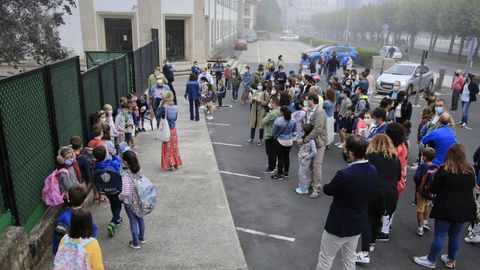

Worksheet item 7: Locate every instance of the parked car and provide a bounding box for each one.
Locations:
[234,39,248,50]
[376,62,434,96]
[308,45,360,63]
[279,34,299,41]
[307,44,333,53]
[380,45,403,59]
[245,32,257,43]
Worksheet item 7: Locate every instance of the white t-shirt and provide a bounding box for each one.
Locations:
[461,82,470,102]
[395,104,402,118]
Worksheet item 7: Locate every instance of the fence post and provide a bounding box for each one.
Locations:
[75,57,88,142]
[113,59,119,104]
[98,65,105,106]
[129,51,135,94]
[43,66,60,156]
[0,101,21,226]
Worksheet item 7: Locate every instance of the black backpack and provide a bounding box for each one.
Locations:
[93,162,122,195]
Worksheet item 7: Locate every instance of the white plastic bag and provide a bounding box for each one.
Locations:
[156,118,170,142]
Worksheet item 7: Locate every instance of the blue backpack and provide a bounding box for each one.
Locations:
[129,171,157,216]
[94,163,122,195]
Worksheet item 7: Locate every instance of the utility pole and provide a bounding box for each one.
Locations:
[414,50,428,106]
[345,5,350,43]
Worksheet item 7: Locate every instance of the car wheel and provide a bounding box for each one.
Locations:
[407,85,413,96]
[426,80,434,91]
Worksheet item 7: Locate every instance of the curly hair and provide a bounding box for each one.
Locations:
[385,122,406,147]
[366,134,397,159]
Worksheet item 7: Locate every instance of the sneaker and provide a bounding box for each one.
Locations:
[334,142,341,146]
[142,128,146,132]
[440,254,455,268]
[355,252,370,264]
[139,239,147,244]
[283,172,289,178]
[262,168,275,174]
[295,187,309,195]
[271,174,284,180]
[413,256,436,269]
[417,227,424,236]
[257,139,262,145]
[206,116,214,120]
[310,191,320,199]
[246,139,253,144]
[369,243,375,252]
[106,223,115,237]
[423,222,431,231]
[464,125,472,130]
[377,232,389,242]
[337,144,344,149]
[129,241,141,249]
[464,234,480,243]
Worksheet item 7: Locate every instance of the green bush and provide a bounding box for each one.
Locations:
[356,48,380,68]
[299,36,331,47]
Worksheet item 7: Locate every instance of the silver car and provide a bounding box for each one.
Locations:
[376,62,435,96]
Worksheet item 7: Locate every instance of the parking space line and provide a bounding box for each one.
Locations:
[207,122,231,126]
[212,142,242,147]
[220,171,261,179]
[236,227,295,242]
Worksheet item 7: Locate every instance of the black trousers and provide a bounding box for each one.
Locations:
[265,138,277,170]
[168,82,177,105]
[361,192,385,251]
[274,139,292,175]
[105,193,123,225]
[189,99,200,121]
[250,128,264,140]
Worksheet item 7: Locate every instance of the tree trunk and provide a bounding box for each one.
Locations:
[474,36,480,59]
[410,33,416,51]
[448,35,455,55]
[457,36,465,62]
[428,32,435,52]
[431,33,438,55]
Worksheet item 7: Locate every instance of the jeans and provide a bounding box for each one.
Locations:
[275,140,292,175]
[232,85,239,100]
[154,98,162,128]
[316,230,359,270]
[189,99,200,121]
[250,128,264,140]
[427,219,464,262]
[265,138,277,170]
[461,101,471,124]
[298,158,312,189]
[124,204,145,246]
[105,193,122,225]
[451,91,460,111]
[326,70,336,83]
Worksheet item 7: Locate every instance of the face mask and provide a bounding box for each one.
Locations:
[271,90,277,95]
[108,110,113,115]
[166,62,170,66]
[303,100,309,107]
[364,118,372,126]
[64,159,74,166]
[371,118,377,126]
[268,103,272,109]
[246,69,249,72]
[346,81,351,86]
[435,106,443,114]
[270,77,275,81]
[257,86,263,91]
[286,82,290,87]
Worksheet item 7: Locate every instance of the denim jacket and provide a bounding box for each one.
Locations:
[272,117,297,140]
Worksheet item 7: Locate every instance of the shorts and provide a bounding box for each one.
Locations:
[137,112,146,122]
[125,133,133,142]
[207,101,214,107]
[416,192,431,213]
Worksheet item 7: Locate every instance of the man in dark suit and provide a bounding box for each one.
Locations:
[316,135,377,270]
[162,59,177,104]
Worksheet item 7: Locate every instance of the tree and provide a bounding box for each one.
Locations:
[255,0,282,32]
[0,0,76,66]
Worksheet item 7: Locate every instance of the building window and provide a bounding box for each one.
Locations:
[244,5,250,16]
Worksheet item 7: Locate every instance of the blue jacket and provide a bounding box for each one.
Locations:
[272,117,297,140]
[191,65,201,76]
[184,80,201,101]
[366,122,387,141]
[162,64,174,82]
[322,100,335,117]
[94,155,121,174]
[242,72,253,85]
[52,208,98,254]
[421,125,456,165]
[158,104,178,128]
[323,160,377,237]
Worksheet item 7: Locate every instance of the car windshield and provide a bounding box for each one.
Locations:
[384,65,415,75]
[322,46,334,52]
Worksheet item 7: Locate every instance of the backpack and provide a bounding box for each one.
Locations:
[42,168,69,207]
[93,163,122,195]
[79,148,95,182]
[417,167,438,200]
[54,235,94,270]
[129,171,157,216]
[364,99,371,110]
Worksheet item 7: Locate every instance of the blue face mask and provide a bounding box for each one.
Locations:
[64,159,74,166]
[435,106,443,115]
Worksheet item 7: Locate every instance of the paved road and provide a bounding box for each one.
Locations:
[209,40,480,269]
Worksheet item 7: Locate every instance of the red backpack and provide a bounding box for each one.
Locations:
[42,168,69,206]
[417,167,438,200]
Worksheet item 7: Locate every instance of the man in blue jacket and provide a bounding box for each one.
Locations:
[421,112,456,165]
[316,135,377,270]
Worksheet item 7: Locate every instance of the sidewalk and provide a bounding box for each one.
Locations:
[42,77,247,269]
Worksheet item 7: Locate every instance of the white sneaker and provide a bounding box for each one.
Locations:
[440,254,455,268]
[465,234,480,243]
[355,252,370,264]
[413,256,436,269]
[417,227,424,236]
[369,243,375,252]
[334,142,341,146]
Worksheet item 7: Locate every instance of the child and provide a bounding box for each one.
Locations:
[92,146,123,237]
[205,81,215,120]
[70,136,99,202]
[54,208,104,270]
[56,146,80,195]
[136,94,149,132]
[411,106,433,169]
[119,151,146,249]
[88,124,106,149]
[103,104,118,145]
[102,124,116,158]
[88,110,107,141]
[295,124,317,195]
[413,147,437,236]
[115,103,134,147]
[52,184,98,254]
[216,79,226,110]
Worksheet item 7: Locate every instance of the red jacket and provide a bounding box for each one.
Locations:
[452,75,464,91]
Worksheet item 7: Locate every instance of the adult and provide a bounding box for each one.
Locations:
[323,88,336,146]
[213,57,224,89]
[316,135,377,270]
[224,64,232,90]
[184,73,201,121]
[421,112,457,166]
[356,134,401,264]
[198,67,214,85]
[274,65,287,88]
[277,55,285,69]
[423,89,438,112]
[325,55,340,83]
[158,91,182,171]
[341,55,350,71]
[241,66,253,104]
[308,86,324,108]
[414,144,477,269]
[366,108,388,141]
[394,91,412,124]
[390,80,401,101]
[460,73,479,129]
[387,46,395,58]
[231,67,242,103]
[354,87,369,118]
[149,80,170,128]
[300,93,327,199]
[300,53,310,75]
[355,110,374,140]
[366,68,376,96]
[248,84,270,145]
[262,96,281,173]
[423,98,454,134]
[337,88,353,147]
[271,106,297,180]
[147,67,166,89]
[359,72,369,94]
[450,69,464,111]
[162,59,176,104]
[191,61,201,76]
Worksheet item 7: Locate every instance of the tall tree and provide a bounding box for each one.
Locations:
[255,0,282,32]
[0,0,76,66]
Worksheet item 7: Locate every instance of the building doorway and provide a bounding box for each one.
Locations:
[165,20,185,61]
[104,18,133,51]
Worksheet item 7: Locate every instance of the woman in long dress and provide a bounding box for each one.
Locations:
[158,91,182,170]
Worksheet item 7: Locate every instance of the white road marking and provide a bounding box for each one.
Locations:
[212,142,242,147]
[236,227,296,242]
[207,122,231,126]
[256,41,261,63]
[219,171,261,179]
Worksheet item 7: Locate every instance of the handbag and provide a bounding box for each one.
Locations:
[156,106,170,142]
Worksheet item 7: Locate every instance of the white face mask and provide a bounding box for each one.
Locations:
[303,100,309,107]
[271,90,277,95]
[257,86,263,91]
[270,77,275,81]
[268,103,272,109]
[286,82,290,87]
[108,110,113,116]
[364,118,372,126]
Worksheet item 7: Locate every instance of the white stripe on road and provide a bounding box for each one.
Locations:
[207,122,231,126]
[212,142,242,147]
[219,171,261,179]
[236,227,296,242]
[256,42,261,63]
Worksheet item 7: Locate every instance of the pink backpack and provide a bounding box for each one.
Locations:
[54,235,93,270]
[42,168,69,206]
